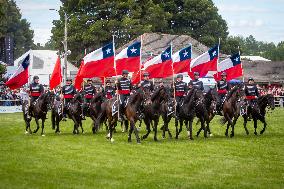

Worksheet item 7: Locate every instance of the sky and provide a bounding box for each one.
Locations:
[15,0,284,45]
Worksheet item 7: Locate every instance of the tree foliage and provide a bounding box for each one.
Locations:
[0,0,34,59]
[51,0,229,62]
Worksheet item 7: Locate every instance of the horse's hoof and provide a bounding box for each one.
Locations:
[41,134,45,137]
[189,137,194,140]
[25,131,29,135]
[128,137,132,143]
[175,136,179,140]
[154,138,158,142]
[254,132,258,135]
[230,134,234,138]
[73,131,76,134]
[137,140,141,144]
[209,133,214,137]
[110,138,115,143]
[142,135,147,140]
[246,132,249,135]
[260,130,264,135]
[33,130,37,133]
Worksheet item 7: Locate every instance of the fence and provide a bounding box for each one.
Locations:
[274,96,284,107]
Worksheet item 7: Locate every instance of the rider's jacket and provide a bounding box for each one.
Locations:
[62,84,76,99]
[245,84,259,100]
[105,86,115,99]
[140,80,154,92]
[29,82,44,97]
[117,77,132,95]
[217,79,229,94]
[175,81,188,97]
[189,79,204,91]
[84,84,96,99]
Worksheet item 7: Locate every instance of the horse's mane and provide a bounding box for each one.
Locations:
[71,92,82,102]
[92,92,104,103]
[258,94,273,105]
[128,91,141,105]
[151,87,163,102]
[226,86,238,100]
[184,88,195,104]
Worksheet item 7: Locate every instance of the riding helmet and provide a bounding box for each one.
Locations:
[66,77,72,82]
[33,75,39,80]
[106,79,111,83]
[194,72,200,76]
[177,74,183,79]
[87,78,92,82]
[122,70,129,75]
[248,77,254,81]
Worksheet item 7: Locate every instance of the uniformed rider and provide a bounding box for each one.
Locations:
[188,72,204,91]
[216,72,230,115]
[245,77,260,120]
[174,74,188,120]
[62,78,76,120]
[104,80,115,99]
[139,72,154,92]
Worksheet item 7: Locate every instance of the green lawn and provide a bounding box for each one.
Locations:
[0,109,283,189]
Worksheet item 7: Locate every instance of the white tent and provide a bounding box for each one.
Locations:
[14,50,78,85]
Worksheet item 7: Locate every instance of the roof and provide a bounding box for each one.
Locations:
[118,32,225,61]
[241,56,271,62]
[242,60,284,83]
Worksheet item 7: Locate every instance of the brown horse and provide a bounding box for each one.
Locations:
[243,94,275,135]
[51,95,63,133]
[99,89,147,143]
[220,85,245,137]
[22,91,54,136]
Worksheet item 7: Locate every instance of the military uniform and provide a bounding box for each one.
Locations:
[29,82,44,104]
[117,77,132,107]
[188,79,204,91]
[216,79,229,112]
[174,75,188,119]
[140,80,154,92]
[62,83,76,117]
[245,83,259,105]
[105,85,115,99]
[84,83,96,103]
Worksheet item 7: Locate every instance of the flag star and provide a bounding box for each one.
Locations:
[163,52,170,58]
[183,50,188,57]
[212,51,217,56]
[106,48,112,54]
[235,57,239,61]
[130,47,137,54]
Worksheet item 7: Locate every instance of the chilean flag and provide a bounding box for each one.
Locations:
[214,53,243,81]
[190,44,219,78]
[74,60,85,91]
[115,41,141,74]
[173,45,192,74]
[49,56,62,90]
[80,43,115,78]
[143,46,172,78]
[5,54,30,90]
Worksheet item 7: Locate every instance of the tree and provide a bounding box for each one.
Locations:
[0,0,34,59]
[50,0,229,62]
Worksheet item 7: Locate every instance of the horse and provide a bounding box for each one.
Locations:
[243,94,275,135]
[51,95,63,133]
[142,87,168,141]
[66,92,85,134]
[88,92,106,133]
[98,89,147,143]
[196,87,218,137]
[220,85,245,137]
[175,88,207,140]
[22,91,54,136]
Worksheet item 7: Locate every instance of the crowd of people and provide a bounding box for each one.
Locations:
[258,85,284,96]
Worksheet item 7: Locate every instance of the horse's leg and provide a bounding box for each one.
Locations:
[56,115,60,133]
[51,112,55,130]
[142,119,151,140]
[253,118,258,135]
[224,114,232,137]
[128,120,134,142]
[175,118,179,139]
[230,116,238,138]
[178,119,183,134]
[33,118,40,133]
[167,117,173,139]
[225,122,230,137]
[153,118,158,141]
[80,120,84,134]
[188,119,194,140]
[196,124,202,137]
[201,118,207,138]
[243,115,249,135]
[260,116,267,134]
[109,121,115,142]
[41,119,45,136]
[132,120,141,144]
[162,115,167,139]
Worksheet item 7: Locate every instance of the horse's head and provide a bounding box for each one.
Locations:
[72,91,84,103]
[260,94,275,110]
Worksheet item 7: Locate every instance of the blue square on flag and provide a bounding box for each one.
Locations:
[230,53,241,66]
[127,41,141,57]
[161,46,171,62]
[102,43,114,58]
[22,54,30,69]
[208,45,219,60]
[179,46,191,61]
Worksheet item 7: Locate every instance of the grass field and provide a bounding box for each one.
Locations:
[0,109,283,189]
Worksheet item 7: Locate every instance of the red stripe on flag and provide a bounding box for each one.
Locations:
[190,57,217,78]
[173,59,191,74]
[5,69,29,90]
[145,59,173,78]
[49,56,62,90]
[116,56,140,74]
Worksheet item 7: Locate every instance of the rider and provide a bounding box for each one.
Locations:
[188,72,204,91]
[104,79,115,99]
[139,72,154,92]
[83,78,96,117]
[27,75,44,119]
[216,72,230,115]
[245,77,260,120]
[117,70,132,121]
[174,74,188,120]
[62,77,77,120]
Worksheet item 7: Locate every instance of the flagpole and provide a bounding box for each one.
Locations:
[171,42,177,117]
[113,35,120,120]
[238,46,244,83]
[139,34,143,83]
[217,38,221,80]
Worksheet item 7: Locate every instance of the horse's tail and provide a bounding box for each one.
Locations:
[219,117,227,125]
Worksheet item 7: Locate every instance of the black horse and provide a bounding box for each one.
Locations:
[142,87,167,141]
[175,88,207,140]
[51,95,63,133]
[243,94,275,135]
[66,92,85,134]
[23,91,54,136]
[196,87,218,137]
